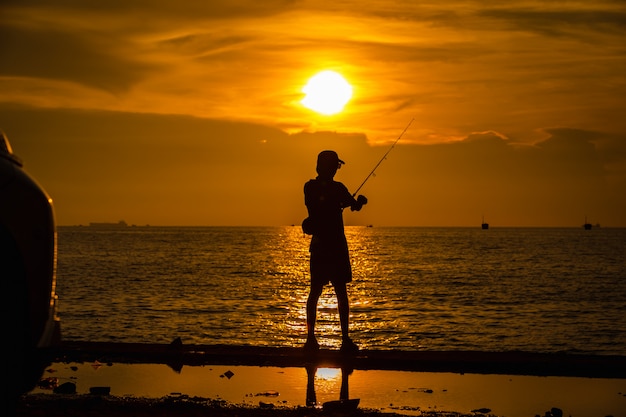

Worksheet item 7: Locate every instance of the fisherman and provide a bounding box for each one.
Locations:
[303,150,367,353]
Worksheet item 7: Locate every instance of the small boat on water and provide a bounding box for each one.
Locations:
[481,216,489,230]
[583,216,592,230]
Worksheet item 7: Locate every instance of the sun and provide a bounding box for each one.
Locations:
[301,70,353,115]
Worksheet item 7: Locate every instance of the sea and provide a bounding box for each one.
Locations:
[55,226,626,356]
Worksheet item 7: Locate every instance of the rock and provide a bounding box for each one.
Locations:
[169,337,183,349]
[542,408,564,417]
[322,398,360,413]
[550,407,563,417]
[53,382,76,394]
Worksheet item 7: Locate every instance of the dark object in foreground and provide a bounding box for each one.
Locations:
[322,398,360,413]
[48,341,626,379]
[1,131,61,415]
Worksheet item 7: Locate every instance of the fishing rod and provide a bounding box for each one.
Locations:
[352,118,414,197]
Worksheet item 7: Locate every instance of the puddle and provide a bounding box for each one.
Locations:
[32,362,626,416]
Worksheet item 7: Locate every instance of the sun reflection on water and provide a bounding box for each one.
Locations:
[277,226,393,349]
[273,226,390,349]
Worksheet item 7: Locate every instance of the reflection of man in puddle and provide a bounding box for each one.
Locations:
[303,150,367,353]
[306,364,318,407]
[305,365,359,411]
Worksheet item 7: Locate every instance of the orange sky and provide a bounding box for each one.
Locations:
[1,1,625,227]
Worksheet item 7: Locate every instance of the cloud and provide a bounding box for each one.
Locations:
[2,0,296,21]
[0,0,296,93]
[2,1,625,144]
[479,8,626,39]
[0,26,159,93]
[2,105,624,226]
[0,105,374,225]
[539,127,626,185]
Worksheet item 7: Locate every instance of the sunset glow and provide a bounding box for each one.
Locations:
[0,1,624,227]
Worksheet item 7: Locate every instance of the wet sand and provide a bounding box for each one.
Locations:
[43,340,626,378]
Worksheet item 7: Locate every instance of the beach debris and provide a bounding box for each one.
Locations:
[53,381,77,394]
[407,387,434,393]
[37,376,58,390]
[322,398,360,413]
[220,370,235,379]
[259,401,275,408]
[389,405,421,412]
[322,398,361,414]
[539,407,563,417]
[471,408,491,414]
[255,390,279,397]
[160,394,228,409]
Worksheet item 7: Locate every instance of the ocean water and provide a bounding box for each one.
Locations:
[55,226,626,355]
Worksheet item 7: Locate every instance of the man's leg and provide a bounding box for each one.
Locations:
[335,283,359,352]
[306,282,323,346]
[334,283,350,339]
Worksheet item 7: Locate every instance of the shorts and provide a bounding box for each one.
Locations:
[310,248,352,286]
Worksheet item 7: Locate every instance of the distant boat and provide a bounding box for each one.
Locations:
[583,216,592,230]
[89,220,128,228]
[481,216,489,230]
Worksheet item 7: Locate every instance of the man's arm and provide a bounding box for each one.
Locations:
[350,195,368,211]
[337,182,367,211]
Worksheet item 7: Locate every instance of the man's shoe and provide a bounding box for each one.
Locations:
[340,338,359,353]
[303,338,320,352]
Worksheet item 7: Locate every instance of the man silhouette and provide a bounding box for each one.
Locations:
[303,150,367,353]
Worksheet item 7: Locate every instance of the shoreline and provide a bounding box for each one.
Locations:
[46,340,626,378]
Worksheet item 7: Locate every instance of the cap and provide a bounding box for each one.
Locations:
[317,150,345,167]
